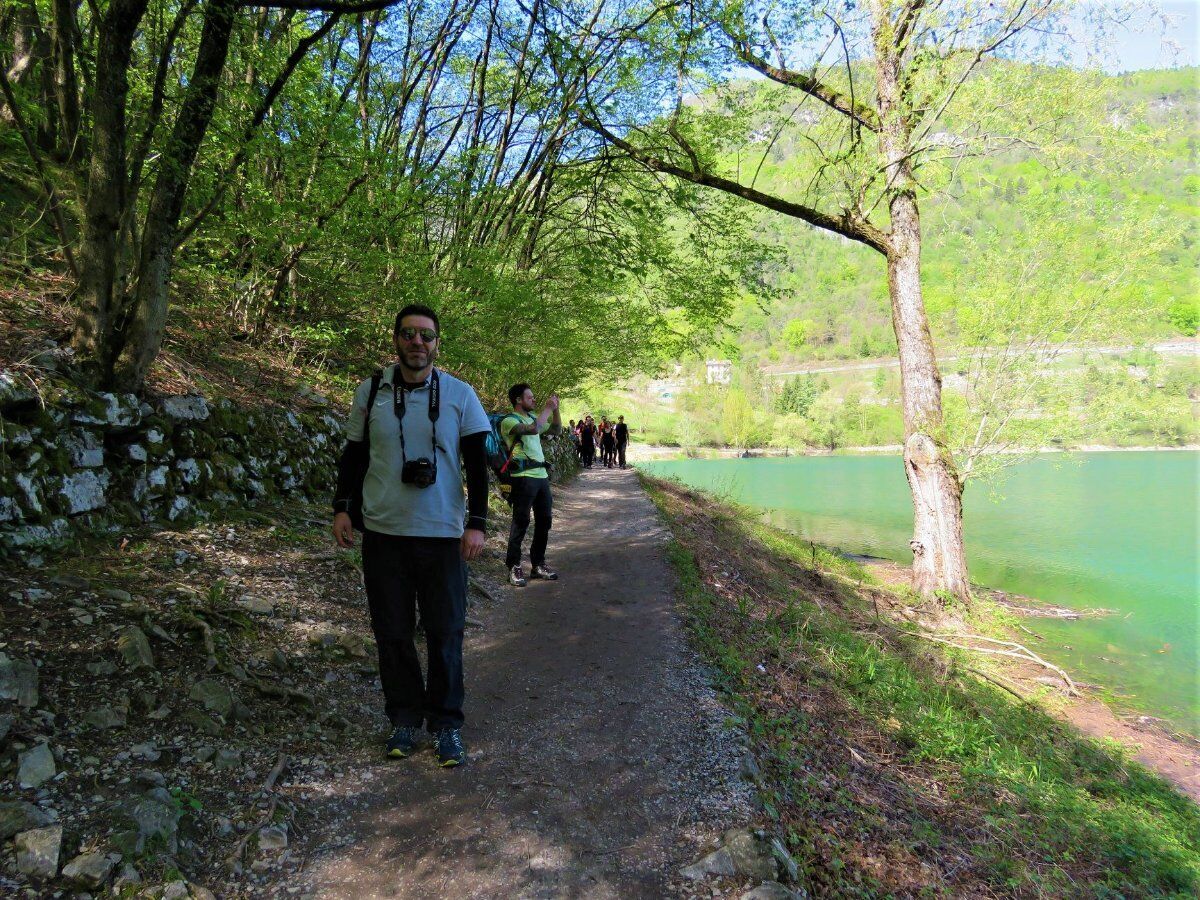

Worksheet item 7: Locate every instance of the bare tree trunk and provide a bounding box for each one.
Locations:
[111,0,238,391]
[886,198,970,602]
[874,4,970,604]
[50,0,80,160]
[1,0,56,149]
[70,0,149,378]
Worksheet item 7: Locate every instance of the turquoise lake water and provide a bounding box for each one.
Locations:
[642,452,1199,732]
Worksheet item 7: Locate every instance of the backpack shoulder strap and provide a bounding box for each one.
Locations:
[362,369,383,442]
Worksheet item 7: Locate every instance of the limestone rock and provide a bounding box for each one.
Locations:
[63,429,105,467]
[17,742,56,788]
[119,788,181,854]
[100,586,134,603]
[130,741,161,761]
[13,473,42,514]
[189,678,234,717]
[0,494,19,522]
[62,851,119,890]
[176,458,201,486]
[257,826,287,850]
[213,747,241,770]
[83,705,128,729]
[113,862,142,891]
[161,395,210,422]
[680,848,737,880]
[741,882,807,900]
[59,469,109,514]
[97,392,141,428]
[0,652,39,707]
[0,371,38,408]
[167,495,192,521]
[236,596,274,616]
[49,573,91,589]
[769,835,799,883]
[723,828,781,881]
[14,825,61,880]
[0,801,51,840]
[180,708,223,736]
[117,625,155,670]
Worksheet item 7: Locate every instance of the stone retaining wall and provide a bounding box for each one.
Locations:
[0,372,342,555]
[0,371,581,555]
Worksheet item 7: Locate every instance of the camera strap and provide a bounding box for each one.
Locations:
[392,367,440,466]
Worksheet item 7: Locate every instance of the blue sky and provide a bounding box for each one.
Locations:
[1094,1,1198,70]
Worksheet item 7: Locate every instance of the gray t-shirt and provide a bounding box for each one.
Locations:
[344,366,490,538]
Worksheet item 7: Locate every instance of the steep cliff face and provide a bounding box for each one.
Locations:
[0,372,341,554]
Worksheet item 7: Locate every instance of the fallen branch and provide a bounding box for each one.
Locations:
[179,612,218,669]
[914,632,1078,696]
[963,666,1032,702]
[226,752,288,874]
[468,577,500,603]
[222,665,314,705]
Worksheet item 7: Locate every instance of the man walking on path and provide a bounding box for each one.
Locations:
[615,415,630,468]
[331,304,491,768]
[502,383,561,587]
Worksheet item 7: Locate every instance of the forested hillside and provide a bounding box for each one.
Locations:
[723,66,1198,366]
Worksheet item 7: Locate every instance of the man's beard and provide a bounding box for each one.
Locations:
[400,347,433,371]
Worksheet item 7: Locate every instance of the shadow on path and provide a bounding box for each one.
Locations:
[298,467,751,898]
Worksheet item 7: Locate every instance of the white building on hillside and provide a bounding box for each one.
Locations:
[706,359,732,385]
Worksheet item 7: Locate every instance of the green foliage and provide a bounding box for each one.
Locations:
[775,375,818,417]
[1167,298,1199,335]
[781,318,815,351]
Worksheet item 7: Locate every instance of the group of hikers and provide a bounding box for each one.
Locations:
[567,414,630,469]
[330,303,592,769]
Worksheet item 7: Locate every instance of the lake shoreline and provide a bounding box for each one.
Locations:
[858,554,1200,801]
[637,453,1199,800]
[628,442,1200,460]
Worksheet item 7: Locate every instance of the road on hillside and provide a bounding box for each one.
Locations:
[763,338,1199,378]
[295,467,752,899]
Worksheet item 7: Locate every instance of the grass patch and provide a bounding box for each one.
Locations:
[643,475,1200,898]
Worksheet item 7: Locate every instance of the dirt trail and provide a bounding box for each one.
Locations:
[295,467,752,898]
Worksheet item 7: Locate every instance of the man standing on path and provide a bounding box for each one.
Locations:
[502,384,561,587]
[331,304,491,768]
[615,415,630,468]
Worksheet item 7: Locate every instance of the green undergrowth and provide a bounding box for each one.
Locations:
[642,475,1200,898]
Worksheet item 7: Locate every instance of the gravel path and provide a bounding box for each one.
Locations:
[296,467,753,898]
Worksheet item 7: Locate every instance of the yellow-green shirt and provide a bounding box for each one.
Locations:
[501,412,550,479]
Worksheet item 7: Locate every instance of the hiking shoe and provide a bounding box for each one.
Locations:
[530,565,558,581]
[509,566,527,587]
[435,728,466,767]
[385,725,422,759]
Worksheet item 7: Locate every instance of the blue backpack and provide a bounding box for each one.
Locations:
[485,412,521,502]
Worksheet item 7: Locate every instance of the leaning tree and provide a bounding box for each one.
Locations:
[559,0,1087,603]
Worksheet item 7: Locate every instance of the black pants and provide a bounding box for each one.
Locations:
[581,444,594,467]
[617,442,627,467]
[506,476,552,569]
[361,531,466,732]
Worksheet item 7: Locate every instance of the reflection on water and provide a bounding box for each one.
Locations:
[643,452,1199,732]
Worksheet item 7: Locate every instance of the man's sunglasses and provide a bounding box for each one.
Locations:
[397,327,438,343]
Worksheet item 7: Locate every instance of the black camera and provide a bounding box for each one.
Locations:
[401,458,437,488]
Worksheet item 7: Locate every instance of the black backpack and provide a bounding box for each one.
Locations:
[345,370,384,530]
